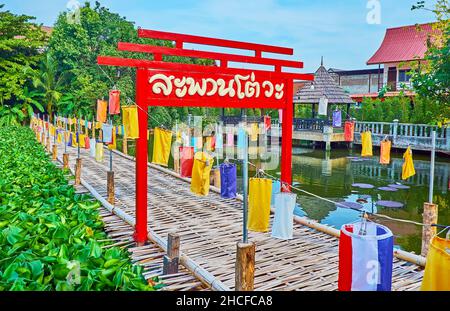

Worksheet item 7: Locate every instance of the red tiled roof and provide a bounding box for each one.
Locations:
[367,23,437,65]
[41,26,53,35]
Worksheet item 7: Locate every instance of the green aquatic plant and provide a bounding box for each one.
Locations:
[0,126,154,291]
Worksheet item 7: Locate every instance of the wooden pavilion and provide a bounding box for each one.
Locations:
[294,59,355,122]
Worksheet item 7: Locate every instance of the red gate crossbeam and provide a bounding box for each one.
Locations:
[138,28,293,56]
[97,56,313,81]
[136,29,302,73]
[117,42,303,72]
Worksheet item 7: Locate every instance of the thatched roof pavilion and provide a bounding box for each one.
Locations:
[293,59,355,119]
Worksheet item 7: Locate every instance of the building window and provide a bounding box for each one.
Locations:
[398,69,411,82]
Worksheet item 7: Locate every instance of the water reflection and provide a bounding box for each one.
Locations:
[287,148,450,253]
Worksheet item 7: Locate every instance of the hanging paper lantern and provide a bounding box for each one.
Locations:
[248,178,272,232]
[179,146,194,178]
[109,89,121,115]
[190,151,214,196]
[402,147,415,180]
[379,140,391,165]
[84,136,90,150]
[344,121,355,142]
[96,99,107,123]
[271,192,297,240]
[95,142,104,162]
[421,236,450,291]
[122,106,139,139]
[361,131,373,157]
[152,127,172,166]
[102,124,113,144]
[219,162,237,199]
[338,222,394,291]
[108,127,116,150]
[264,115,271,131]
[89,138,96,157]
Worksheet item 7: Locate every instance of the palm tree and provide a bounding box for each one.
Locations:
[30,54,70,121]
[18,86,44,125]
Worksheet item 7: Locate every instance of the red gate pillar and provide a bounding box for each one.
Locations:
[280,80,293,188]
[134,68,148,245]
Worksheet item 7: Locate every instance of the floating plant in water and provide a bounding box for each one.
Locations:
[376,200,404,208]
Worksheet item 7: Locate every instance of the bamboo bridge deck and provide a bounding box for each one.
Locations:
[53,154,209,291]
[53,141,424,291]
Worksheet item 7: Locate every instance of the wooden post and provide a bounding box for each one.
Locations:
[421,202,438,257]
[235,242,255,291]
[46,136,51,152]
[52,144,57,161]
[122,135,128,155]
[173,146,180,174]
[74,158,82,185]
[107,171,115,205]
[213,168,221,189]
[63,153,69,169]
[163,233,180,275]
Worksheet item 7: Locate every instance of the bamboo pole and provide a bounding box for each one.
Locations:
[173,145,180,174]
[421,202,437,257]
[46,136,51,153]
[74,158,82,185]
[122,132,128,155]
[163,233,180,275]
[52,144,57,161]
[63,153,69,169]
[107,171,115,205]
[213,168,221,189]
[235,242,255,291]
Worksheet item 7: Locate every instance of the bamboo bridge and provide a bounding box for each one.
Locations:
[52,139,426,291]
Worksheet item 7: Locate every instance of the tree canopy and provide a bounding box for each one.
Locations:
[0,4,47,124]
[410,0,450,120]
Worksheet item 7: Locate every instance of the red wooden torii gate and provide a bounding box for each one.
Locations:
[98,28,314,244]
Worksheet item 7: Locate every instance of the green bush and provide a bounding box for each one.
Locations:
[0,126,154,291]
[351,95,441,124]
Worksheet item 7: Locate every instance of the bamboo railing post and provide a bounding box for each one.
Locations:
[163,233,180,275]
[74,158,82,186]
[46,136,51,153]
[173,145,180,174]
[52,144,57,161]
[122,133,128,155]
[107,171,115,205]
[92,118,96,140]
[63,153,69,169]
[235,242,255,291]
[213,167,221,189]
[421,202,438,257]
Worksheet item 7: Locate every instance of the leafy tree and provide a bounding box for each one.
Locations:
[410,0,450,120]
[47,1,215,126]
[27,54,70,121]
[0,4,47,124]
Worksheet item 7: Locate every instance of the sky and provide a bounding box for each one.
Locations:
[2,0,436,72]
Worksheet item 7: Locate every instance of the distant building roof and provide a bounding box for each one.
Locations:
[13,25,53,40]
[367,23,437,65]
[328,68,381,76]
[41,26,53,35]
[294,65,354,104]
